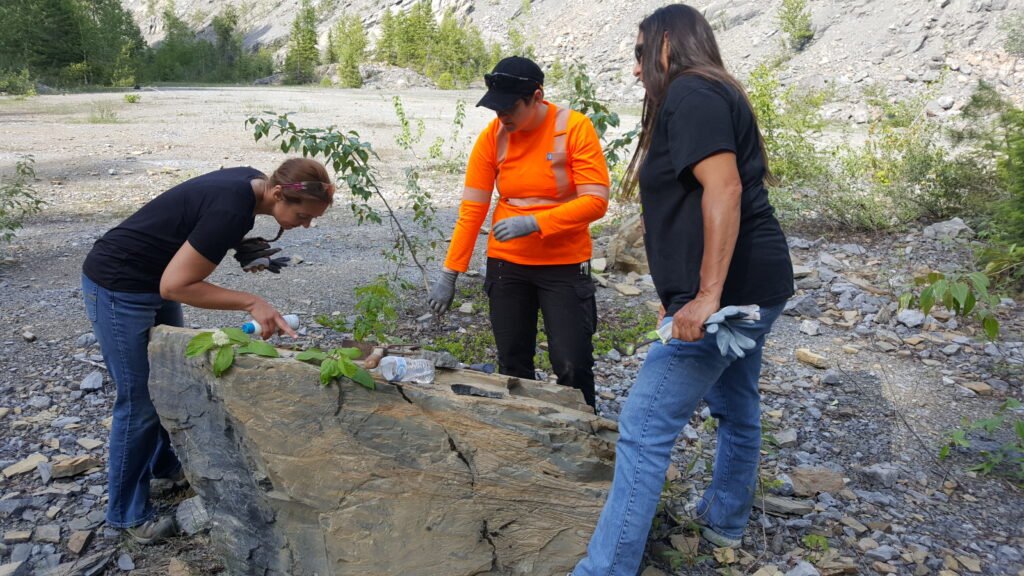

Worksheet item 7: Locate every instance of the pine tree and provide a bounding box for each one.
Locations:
[284,0,319,84]
[212,5,242,76]
[334,15,366,88]
[376,10,398,65]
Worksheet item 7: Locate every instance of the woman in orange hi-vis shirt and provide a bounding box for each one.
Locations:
[427,56,611,409]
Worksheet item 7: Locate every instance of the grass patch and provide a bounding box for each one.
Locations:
[424,329,496,365]
[592,305,658,356]
[87,101,119,123]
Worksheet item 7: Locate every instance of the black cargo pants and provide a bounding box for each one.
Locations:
[484,257,597,408]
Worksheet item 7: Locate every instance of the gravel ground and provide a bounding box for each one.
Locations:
[1,88,1023,575]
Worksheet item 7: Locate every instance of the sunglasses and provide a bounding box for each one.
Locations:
[634,43,644,62]
[279,181,333,202]
[484,72,541,92]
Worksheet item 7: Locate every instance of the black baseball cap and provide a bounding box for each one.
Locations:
[476,56,545,112]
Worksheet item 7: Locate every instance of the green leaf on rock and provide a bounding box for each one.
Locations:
[239,340,279,358]
[296,348,328,362]
[186,332,215,357]
[213,345,235,377]
[222,327,251,345]
[350,367,375,390]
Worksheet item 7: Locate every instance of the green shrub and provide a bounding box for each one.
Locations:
[1,157,45,242]
[750,64,1000,231]
[88,101,118,123]
[352,276,399,342]
[747,61,830,219]
[778,0,814,51]
[1000,10,1024,57]
[840,91,999,225]
[939,399,1023,483]
[0,69,35,96]
[123,93,140,103]
[899,270,1001,340]
[951,82,1024,292]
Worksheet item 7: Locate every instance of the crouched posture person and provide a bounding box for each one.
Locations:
[428,56,611,409]
[81,158,334,544]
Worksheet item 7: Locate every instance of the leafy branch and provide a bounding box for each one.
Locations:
[246,113,430,290]
[1,156,46,243]
[898,270,1001,340]
[295,347,376,390]
[185,328,279,376]
[939,398,1024,483]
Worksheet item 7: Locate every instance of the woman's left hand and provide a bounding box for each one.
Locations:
[672,292,720,342]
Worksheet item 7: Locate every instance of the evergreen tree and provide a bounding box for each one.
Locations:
[376,10,399,65]
[212,5,242,75]
[71,0,146,85]
[325,28,338,64]
[371,2,499,89]
[396,1,436,71]
[0,0,84,81]
[284,0,319,84]
[334,15,366,88]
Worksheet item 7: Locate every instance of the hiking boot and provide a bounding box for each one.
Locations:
[125,515,178,545]
[699,525,742,549]
[686,503,743,549]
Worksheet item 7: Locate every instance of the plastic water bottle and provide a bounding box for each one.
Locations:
[241,314,300,338]
[377,356,435,385]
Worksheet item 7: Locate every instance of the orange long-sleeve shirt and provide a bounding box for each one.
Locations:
[443,101,611,272]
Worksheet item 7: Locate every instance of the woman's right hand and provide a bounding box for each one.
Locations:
[248,297,297,340]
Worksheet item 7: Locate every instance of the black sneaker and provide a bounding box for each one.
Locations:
[125,516,179,545]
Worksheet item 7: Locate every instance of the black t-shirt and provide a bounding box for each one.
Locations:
[83,167,264,293]
[638,75,793,316]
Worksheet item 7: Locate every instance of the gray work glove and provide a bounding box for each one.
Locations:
[705,305,761,358]
[428,270,458,315]
[492,215,539,242]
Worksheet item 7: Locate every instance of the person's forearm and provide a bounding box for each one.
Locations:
[444,199,490,272]
[697,183,741,299]
[533,193,608,237]
[162,280,261,312]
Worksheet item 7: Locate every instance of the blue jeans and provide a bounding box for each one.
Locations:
[572,303,784,575]
[82,273,184,528]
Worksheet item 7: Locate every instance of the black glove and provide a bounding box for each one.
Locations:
[233,229,288,273]
[242,255,291,273]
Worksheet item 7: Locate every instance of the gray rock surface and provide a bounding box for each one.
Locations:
[148,326,616,576]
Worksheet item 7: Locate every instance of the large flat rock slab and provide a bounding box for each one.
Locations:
[148,326,616,576]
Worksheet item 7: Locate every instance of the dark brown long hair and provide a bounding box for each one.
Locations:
[620,4,774,200]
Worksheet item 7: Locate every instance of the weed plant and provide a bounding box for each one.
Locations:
[1,157,45,242]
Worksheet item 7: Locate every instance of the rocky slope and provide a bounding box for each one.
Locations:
[123,0,1024,115]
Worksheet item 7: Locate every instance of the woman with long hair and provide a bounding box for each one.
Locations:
[82,158,334,544]
[571,5,793,574]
